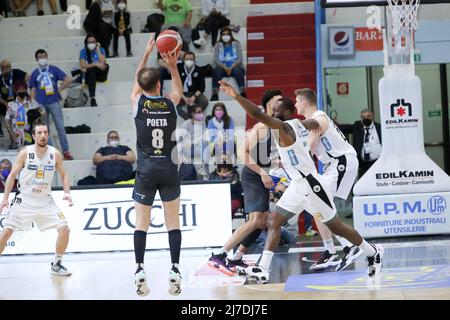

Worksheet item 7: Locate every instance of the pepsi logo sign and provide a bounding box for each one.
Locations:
[334,32,350,46]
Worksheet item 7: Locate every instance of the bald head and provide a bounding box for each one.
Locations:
[1,59,12,76]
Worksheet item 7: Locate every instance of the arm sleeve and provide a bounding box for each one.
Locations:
[28,71,37,89]
[55,67,67,81]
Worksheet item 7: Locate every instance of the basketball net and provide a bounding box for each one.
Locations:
[384,0,421,66]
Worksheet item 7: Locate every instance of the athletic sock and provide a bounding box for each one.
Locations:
[259,250,274,270]
[168,229,182,264]
[359,240,377,257]
[232,249,244,260]
[323,239,337,254]
[134,230,147,264]
[53,254,63,265]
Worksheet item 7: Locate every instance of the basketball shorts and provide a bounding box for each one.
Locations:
[133,158,180,206]
[275,172,336,223]
[321,154,358,200]
[241,166,270,213]
[3,194,67,231]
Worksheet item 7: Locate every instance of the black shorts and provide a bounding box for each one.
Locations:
[133,158,180,206]
[241,166,270,213]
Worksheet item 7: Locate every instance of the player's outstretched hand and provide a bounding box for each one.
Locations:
[146,33,156,53]
[63,193,74,207]
[161,44,181,68]
[219,80,238,98]
[0,199,9,213]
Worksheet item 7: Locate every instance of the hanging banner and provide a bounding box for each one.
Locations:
[0,183,232,255]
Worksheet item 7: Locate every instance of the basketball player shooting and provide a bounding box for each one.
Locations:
[130,33,183,297]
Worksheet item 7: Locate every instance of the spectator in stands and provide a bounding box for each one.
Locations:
[79,34,109,107]
[83,1,112,57]
[179,104,210,180]
[93,130,136,184]
[339,109,382,177]
[193,0,233,48]
[157,0,193,45]
[177,51,208,120]
[99,0,115,57]
[29,49,74,160]
[112,0,132,58]
[0,0,12,17]
[1,59,29,138]
[5,80,45,149]
[211,27,246,101]
[209,160,243,217]
[12,0,58,16]
[0,159,17,191]
[207,102,235,161]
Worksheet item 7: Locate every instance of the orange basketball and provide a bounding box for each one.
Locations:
[156,30,182,55]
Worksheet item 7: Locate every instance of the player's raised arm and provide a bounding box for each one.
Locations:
[131,33,156,106]
[161,45,183,106]
[219,80,285,132]
[0,149,26,211]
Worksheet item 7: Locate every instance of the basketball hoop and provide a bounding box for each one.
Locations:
[384,0,421,66]
[387,0,421,33]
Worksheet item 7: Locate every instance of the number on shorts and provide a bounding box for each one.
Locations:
[152,128,164,149]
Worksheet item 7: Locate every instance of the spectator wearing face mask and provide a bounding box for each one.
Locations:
[338,109,382,177]
[178,104,210,180]
[93,130,136,184]
[0,59,29,138]
[176,51,208,120]
[79,34,109,107]
[211,27,246,101]
[0,159,17,191]
[5,80,45,149]
[29,49,74,160]
[112,0,132,58]
[207,102,235,161]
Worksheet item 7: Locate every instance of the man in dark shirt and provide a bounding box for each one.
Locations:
[176,51,208,119]
[130,33,183,297]
[0,59,28,137]
[92,130,136,184]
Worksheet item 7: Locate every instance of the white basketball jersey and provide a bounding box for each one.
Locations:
[18,145,56,198]
[273,119,317,179]
[312,110,356,163]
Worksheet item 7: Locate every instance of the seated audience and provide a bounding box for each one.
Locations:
[93,130,136,184]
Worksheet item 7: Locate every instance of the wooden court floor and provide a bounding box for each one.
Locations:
[0,238,449,300]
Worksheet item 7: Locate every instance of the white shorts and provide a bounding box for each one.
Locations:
[3,194,67,232]
[275,172,336,223]
[321,154,358,200]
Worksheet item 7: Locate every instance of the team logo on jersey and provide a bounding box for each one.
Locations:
[287,150,299,166]
[314,212,323,220]
[313,185,321,193]
[320,137,332,151]
[144,100,168,110]
[58,212,65,220]
[338,164,345,172]
[36,169,45,179]
[154,149,162,155]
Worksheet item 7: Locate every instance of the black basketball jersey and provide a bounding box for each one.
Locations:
[134,95,177,159]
